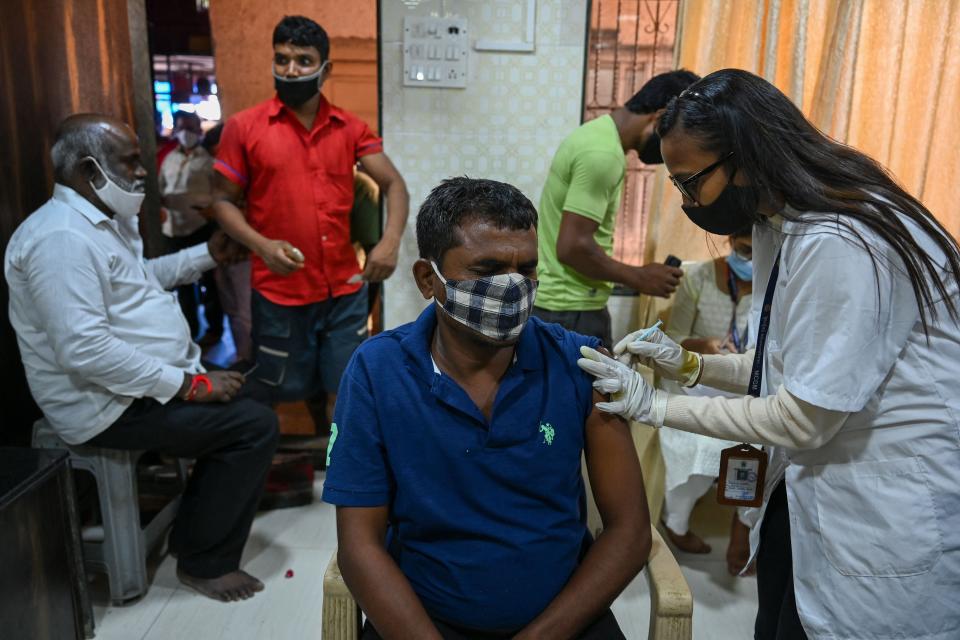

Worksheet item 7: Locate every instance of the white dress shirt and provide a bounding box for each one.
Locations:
[158,145,213,237]
[4,184,216,444]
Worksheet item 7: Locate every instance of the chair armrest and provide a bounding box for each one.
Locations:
[646,526,693,640]
[322,548,361,640]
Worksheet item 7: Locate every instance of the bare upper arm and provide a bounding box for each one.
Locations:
[584,390,649,531]
[336,505,391,549]
[556,212,602,263]
[358,153,406,192]
[212,171,245,204]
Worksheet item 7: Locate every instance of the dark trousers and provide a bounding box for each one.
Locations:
[251,285,369,401]
[169,223,222,340]
[531,307,613,349]
[754,481,807,640]
[362,609,624,640]
[87,390,279,579]
[177,270,223,340]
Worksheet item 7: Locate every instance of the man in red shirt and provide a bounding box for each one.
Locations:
[212,16,409,426]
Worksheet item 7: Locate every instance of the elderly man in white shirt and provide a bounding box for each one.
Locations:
[4,113,278,603]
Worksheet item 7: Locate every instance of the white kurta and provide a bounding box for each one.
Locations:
[659,258,752,493]
[749,208,960,640]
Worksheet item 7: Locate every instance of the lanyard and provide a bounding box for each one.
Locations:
[726,267,743,354]
[747,249,782,397]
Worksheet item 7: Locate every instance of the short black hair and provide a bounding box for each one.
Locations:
[173,111,201,127]
[273,15,330,62]
[624,69,700,114]
[417,177,538,267]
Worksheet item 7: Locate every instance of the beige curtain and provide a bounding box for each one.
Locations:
[644,0,960,268]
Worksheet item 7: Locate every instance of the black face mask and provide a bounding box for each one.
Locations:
[273,66,325,107]
[638,132,663,164]
[681,181,758,235]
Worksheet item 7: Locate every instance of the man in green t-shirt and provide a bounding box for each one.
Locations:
[534,70,699,346]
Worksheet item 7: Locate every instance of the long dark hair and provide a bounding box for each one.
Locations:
[658,69,960,334]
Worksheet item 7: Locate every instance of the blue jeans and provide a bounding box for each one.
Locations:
[251,285,368,402]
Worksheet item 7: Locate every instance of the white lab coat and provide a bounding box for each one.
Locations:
[746,208,960,639]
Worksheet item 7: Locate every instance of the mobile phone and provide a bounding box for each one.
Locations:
[665,255,682,267]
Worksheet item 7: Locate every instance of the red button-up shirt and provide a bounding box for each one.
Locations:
[215,96,383,305]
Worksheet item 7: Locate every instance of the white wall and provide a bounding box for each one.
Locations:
[380,0,589,328]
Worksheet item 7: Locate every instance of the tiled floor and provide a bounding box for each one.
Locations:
[90,479,757,639]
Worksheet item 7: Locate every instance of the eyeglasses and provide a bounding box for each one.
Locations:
[669,151,734,205]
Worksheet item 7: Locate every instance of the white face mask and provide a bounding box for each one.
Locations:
[175,129,200,149]
[85,156,145,219]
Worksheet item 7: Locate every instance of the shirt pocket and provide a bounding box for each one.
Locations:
[317,168,354,212]
[814,456,943,577]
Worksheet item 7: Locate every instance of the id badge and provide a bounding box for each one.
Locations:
[717,444,768,507]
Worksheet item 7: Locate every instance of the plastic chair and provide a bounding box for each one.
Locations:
[320,524,693,640]
[32,419,188,605]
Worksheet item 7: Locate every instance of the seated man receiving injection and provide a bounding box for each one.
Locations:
[323,177,650,640]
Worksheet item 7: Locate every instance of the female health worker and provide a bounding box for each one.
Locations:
[578,69,960,640]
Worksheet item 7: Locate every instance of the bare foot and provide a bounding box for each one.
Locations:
[177,568,265,602]
[664,526,712,554]
[726,514,756,576]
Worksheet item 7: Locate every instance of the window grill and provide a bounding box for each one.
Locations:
[583,0,679,268]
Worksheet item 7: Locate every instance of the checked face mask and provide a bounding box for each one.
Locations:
[431,261,538,342]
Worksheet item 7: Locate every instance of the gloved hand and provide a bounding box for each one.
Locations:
[577,346,667,427]
[613,327,702,387]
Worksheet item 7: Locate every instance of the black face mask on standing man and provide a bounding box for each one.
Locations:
[681,173,759,236]
[273,61,329,107]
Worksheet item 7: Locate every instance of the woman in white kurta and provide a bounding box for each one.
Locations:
[579,69,960,640]
[658,231,752,557]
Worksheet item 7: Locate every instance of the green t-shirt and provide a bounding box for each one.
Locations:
[536,115,625,311]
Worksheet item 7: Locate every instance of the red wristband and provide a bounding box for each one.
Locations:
[186,374,213,401]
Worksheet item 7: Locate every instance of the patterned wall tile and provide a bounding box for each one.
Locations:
[381,0,588,328]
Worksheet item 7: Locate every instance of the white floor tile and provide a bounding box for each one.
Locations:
[142,547,329,640]
[246,482,337,552]
[88,558,178,640]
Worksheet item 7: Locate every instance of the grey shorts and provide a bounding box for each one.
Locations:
[251,285,368,401]
[531,306,612,348]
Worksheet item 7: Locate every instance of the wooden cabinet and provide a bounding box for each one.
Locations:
[0,448,92,640]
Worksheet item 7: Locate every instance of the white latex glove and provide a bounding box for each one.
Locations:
[577,346,667,427]
[613,327,702,387]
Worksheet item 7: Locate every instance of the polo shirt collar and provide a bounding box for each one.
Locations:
[52,183,112,227]
[268,94,346,128]
[400,305,543,383]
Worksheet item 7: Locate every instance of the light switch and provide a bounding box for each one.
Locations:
[403,16,468,89]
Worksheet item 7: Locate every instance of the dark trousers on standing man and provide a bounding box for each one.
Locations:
[531,306,613,349]
[87,390,279,579]
[168,223,223,341]
[754,481,808,640]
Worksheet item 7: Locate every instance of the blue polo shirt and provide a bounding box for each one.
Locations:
[322,306,600,631]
